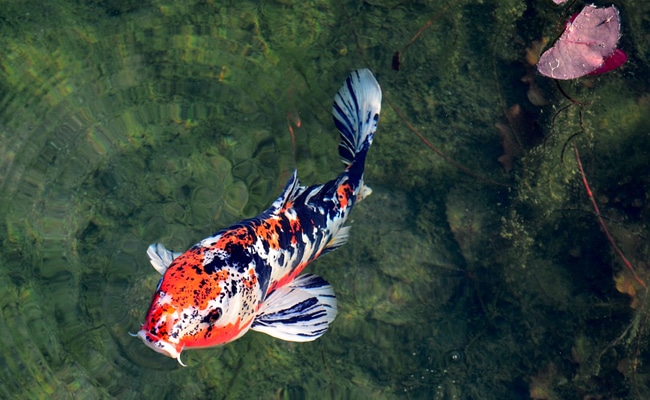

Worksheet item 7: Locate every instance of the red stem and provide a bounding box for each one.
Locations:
[401,1,454,52]
[573,143,646,288]
[386,96,508,187]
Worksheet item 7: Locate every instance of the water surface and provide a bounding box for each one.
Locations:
[1,0,649,398]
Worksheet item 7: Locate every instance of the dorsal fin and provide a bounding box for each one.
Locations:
[269,170,305,212]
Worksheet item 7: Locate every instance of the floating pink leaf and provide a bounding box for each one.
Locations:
[588,48,628,75]
[537,5,626,80]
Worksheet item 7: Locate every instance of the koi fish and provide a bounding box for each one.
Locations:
[136,69,382,364]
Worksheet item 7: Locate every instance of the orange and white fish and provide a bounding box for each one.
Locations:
[136,69,382,364]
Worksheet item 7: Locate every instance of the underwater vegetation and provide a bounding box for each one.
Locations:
[0,0,649,399]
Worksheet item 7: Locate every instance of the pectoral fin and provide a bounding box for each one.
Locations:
[251,274,337,342]
[146,243,182,275]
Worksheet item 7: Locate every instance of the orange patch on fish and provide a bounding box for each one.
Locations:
[280,200,293,212]
[290,218,301,244]
[215,269,229,281]
[183,316,247,348]
[255,218,283,249]
[336,182,352,209]
[148,302,175,336]
[218,226,254,247]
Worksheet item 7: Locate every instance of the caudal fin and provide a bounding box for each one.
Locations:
[332,69,382,166]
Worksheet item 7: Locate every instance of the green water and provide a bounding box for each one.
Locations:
[1,0,650,398]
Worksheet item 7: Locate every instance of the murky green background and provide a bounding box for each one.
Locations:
[1,0,650,399]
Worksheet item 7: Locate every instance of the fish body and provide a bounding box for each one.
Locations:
[137,69,382,363]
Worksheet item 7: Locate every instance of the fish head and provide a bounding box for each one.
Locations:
[137,247,262,363]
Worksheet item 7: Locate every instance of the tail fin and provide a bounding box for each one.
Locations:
[332,69,382,166]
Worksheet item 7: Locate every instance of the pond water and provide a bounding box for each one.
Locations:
[1,1,649,399]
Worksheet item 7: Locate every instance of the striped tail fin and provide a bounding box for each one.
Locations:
[332,69,382,166]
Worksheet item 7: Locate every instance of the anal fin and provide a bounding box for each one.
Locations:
[358,181,372,201]
[321,226,350,256]
[251,274,337,342]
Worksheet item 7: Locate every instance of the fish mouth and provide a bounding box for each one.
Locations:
[137,330,186,366]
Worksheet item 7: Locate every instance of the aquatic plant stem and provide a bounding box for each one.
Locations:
[287,113,298,165]
[392,0,455,70]
[385,96,508,187]
[345,3,506,188]
[573,143,646,288]
[401,1,453,53]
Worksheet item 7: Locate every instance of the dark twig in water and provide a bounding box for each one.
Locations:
[559,131,581,162]
[632,305,649,394]
[547,80,587,162]
[555,80,585,106]
[548,103,573,147]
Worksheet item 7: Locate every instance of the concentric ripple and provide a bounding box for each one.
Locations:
[0,1,342,398]
[5,0,645,399]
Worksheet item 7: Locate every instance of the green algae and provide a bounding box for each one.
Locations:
[0,0,649,399]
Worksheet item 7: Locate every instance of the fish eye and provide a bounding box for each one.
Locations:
[204,307,222,324]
